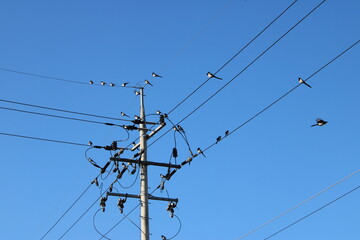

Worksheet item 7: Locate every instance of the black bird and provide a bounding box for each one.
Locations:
[156,110,162,115]
[177,125,185,134]
[152,72,163,78]
[207,72,222,80]
[298,77,312,88]
[122,82,129,87]
[134,90,140,95]
[110,83,115,87]
[88,141,93,146]
[89,80,93,85]
[121,112,129,117]
[216,136,221,144]
[197,148,206,158]
[100,81,106,86]
[134,115,140,120]
[145,80,153,86]
[311,118,328,127]
[225,130,229,137]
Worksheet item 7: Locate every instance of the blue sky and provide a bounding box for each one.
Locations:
[0,0,359,239]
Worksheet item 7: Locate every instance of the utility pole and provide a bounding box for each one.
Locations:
[139,87,150,240]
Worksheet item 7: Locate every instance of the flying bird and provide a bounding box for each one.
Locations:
[89,80,93,85]
[122,82,129,87]
[121,112,129,117]
[207,72,222,80]
[216,136,222,144]
[110,83,115,87]
[298,77,312,88]
[197,148,206,158]
[152,72,162,78]
[145,80,153,86]
[311,118,328,127]
[100,81,106,86]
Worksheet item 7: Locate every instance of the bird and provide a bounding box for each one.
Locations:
[156,110,162,115]
[216,136,221,144]
[311,118,328,127]
[100,81,106,86]
[134,115,140,120]
[298,77,312,88]
[197,148,206,158]
[177,125,185,133]
[121,112,129,117]
[110,83,115,87]
[207,72,222,80]
[121,82,129,87]
[145,80,153,86]
[134,91,140,95]
[89,80,93,85]
[88,141,93,146]
[225,130,229,137]
[152,72,163,78]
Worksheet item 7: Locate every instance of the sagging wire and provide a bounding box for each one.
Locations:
[93,209,111,240]
[161,214,182,240]
[166,116,193,156]
[115,128,130,143]
[115,163,140,189]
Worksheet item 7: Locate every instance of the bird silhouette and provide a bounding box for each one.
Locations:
[311,118,328,127]
[298,77,312,88]
[197,148,206,158]
[145,80,153,86]
[88,141,93,146]
[225,130,229,137]
[152,72,162,78]
[216,136,222,144]
[110,83,115,87]
[89,80,93,85]
[100,81,106,86]
[122,82,129,87]
[134,91,140,95]
[207,72,222,80]
[121,112,129,117]
[156,110,162,115]
[177,125,185,134]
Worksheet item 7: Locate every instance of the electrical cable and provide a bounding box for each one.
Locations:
[0,131,88,146]
[93,209,111,240]
[116,165,140,189]
[203,39,360,154]
[39,180,95,240]
[147,0,329,149]
[236,168,360,240]
[262,185,360,240]
[0,98,132,122]
[0,66,123,87]
[164,214,182,240]
[0,106,124,127]
[167,0,299,115]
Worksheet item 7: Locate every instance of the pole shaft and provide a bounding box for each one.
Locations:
[139,88,150,240]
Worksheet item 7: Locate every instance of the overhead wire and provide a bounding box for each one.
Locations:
[0,98,133,122]
[262,185,360,240]
[236,168,360,240]
[93,209,111,240]
[167,0,299,115]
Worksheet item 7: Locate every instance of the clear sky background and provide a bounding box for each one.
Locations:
[0,0,359,240]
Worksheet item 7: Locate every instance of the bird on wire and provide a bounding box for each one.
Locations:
[311,118,328,127]
[122,82,129,87]
[298,77,312,88]
[121,112,129,117]
[197,148,206,158]
[207,72,222,80]
[152,72,162,78]
[145,80,153,86]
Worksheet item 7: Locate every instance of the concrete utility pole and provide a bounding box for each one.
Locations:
[139,87,150,240]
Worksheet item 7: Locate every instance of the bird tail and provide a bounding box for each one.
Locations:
[310,124,317,127]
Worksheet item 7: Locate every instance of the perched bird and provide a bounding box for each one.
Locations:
[134,91,140,95]
[121,112,129,117]
[311,118,328,127]
[156,110,162,115]
[225,130,229,137]
[110,83,115,87]
[100,81,106,86]
[216,136,222,144]
[88,141,93,146]
[207,72,222,80]
[152,72,163,78]
[122,82,129,87]
[89,80,93,85]
[134,115,140,120]
[145,80,153,86]
[197,147,206,158]
[177,125,185,133]
[298,77,312,88]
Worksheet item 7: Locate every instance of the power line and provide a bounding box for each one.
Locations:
[0,132,88,146]
[262,185,360,240]
[40,180,96,240]
[0,106,124,127]
[0,67,121,87]
[0,98,132,122]
[147,0,329,150]
[203,39,359,153]
[236,168,360,240]
[167,0,299,115]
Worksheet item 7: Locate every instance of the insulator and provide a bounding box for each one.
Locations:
[172,148,178,158]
